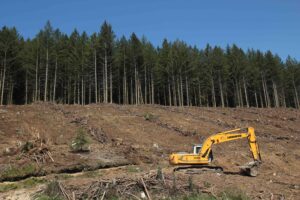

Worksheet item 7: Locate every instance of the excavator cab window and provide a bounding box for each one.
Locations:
[193,145,202,154]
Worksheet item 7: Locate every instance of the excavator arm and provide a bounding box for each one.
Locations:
[199,127,261,162]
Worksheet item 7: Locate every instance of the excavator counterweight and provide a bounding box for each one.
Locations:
[169,127,262,176]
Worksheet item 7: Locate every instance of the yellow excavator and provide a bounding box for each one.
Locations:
[169,127,262,176]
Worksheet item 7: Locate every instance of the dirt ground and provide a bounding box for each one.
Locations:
[0,103,299,199]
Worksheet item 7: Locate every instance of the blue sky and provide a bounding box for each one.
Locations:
[1,0,299,60]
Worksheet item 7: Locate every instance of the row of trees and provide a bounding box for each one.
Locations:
[0,21,299,108]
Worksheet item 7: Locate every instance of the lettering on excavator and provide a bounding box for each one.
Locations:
[227,134,242,139]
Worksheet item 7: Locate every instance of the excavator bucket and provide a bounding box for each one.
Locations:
[239,161,260,177]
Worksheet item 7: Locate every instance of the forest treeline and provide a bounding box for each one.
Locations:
[0,21,299,108]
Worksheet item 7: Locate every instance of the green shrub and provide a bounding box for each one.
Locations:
[144,113,155,121]
[70,128,90,152]
[21,141,34,152]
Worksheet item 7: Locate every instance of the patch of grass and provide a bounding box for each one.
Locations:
[0,183,18,193]
[34,194,63,200]
[182,193,216,200]
[1,164,38,181]
[0,177,47,193]
[220,188,250,200]
[57,174,73,180]
[79,170,102,178]
[21,177,47,188]
[70,128,90,152]
[126,166,140,173]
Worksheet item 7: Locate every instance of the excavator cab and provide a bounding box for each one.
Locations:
[193,144,213,162]
[193,144,202,154]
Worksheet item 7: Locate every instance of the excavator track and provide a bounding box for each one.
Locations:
[173,165,223,174]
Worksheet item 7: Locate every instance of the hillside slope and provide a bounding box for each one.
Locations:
[0,103,299,199]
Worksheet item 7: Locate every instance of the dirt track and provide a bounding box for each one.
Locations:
[0,103,299,199]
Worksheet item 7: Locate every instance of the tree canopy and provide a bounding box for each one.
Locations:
[0,21,299,108]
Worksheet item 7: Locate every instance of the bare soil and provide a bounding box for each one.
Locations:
[0,103,299,199]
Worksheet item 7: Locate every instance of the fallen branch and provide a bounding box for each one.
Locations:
[141,178,152,200]
[47,151,54,162]
[125,192,142,200]
[100,191,106,200]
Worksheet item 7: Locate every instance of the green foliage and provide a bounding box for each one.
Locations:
[1,164,37,181]
[21,141,34,152]
[70,128,90,152]
[144,113,155,121]
[0,183,18,193]
[0,21,299,108]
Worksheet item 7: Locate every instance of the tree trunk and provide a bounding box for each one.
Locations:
[134,63,137,104]
[218,72,224,108]
[102,62,105,103]
[259,88,264,108]
[180,73,183,106]
[44,48,49,102]
[172,74,177,106]
[198,81,202,106]
[25,69,28,104]
[0,51,7,105]
[254,90,258,108]
[211,76,216,107]
[272,80,279,108]
[282,88,286,108]
[123,52,127,104]
[293,79,299,109]
[243,77,249,108]
[67,79,70,104]
[130,77,133,104]
[104,48,108,103]
[94,50,98,103]
[144,65,147,104]
[53,57,58,102]
[110,63,112,103]
[239,81,244,107]
[185,76,189,106]
[81,76,84,105]
[38,76,41,101]
[35,52,39,101]
[262,74,270,107]
[77,79,80,104]
[177,77,181,107]
[168,77,172,106]
[151,71,154,104]
[73,81,76,104]
[235,80,240,107]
